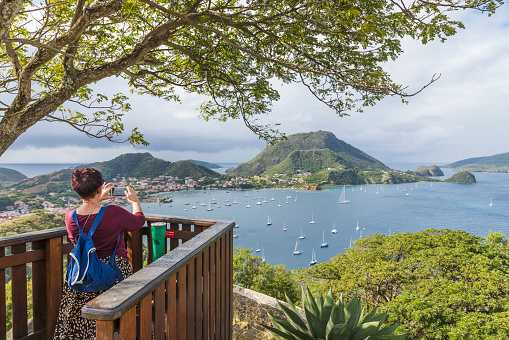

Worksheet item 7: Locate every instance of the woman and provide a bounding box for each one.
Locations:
[54,167,145,339]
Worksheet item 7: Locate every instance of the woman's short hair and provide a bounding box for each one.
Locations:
[70,168,104,199]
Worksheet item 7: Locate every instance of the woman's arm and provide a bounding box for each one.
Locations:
[125,186,142,214]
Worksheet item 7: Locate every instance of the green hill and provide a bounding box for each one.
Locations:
[444,171,476,184]
[0,167,27,182]
[230,131,389,177]
[412,165,444,177]
[447,152,509,172]
[11,153,219,194]
[186,159,221,169]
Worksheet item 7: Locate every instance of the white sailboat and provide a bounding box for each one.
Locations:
[310,249,317,266]
[490,197,493,206]
[246,199,251,208]
[339,186,351,204]
[267,215,272,225]
[310,213,316,224]
[206,200,213,211]
[293,240,303,255]
[261,249,265,262]
[295,192,298,202]
[233,233,239,238]
[255,242,261,252]
[320,230,329,248]
[356,220,360,231]
[299,225,305,239]
[283,223,287,231]
[331,220,337,234]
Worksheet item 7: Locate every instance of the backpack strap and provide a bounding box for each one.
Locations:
[108,233,124,283]
[87,206,108,237]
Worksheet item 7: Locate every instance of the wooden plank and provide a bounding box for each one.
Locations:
[167,230,198,242]
[96,321,115,340]
[45,237,63,339]
[119,306,137,340]
[31,240,47,333]
[0,247,6,340]
[194,225,204,234]
[187,259,196,339]
[61,242,74,255]
[127,229,142,272]
[154,284,165,340]
[226,231,232,339]
[209,244,216,339]
[181,223,191,244]
[166,275,177,340]
[215,239,221,340]
[0,228,67,248]
[169,223,179,251]
[220,235,226,340]
[139,294,152,340]
[16,328,45,340]
[0,249,44,269]
[177,266,187,340]
[202,247,209,339]
[144,215,215,228]
[196,251,203,340]
[11,243,28,339]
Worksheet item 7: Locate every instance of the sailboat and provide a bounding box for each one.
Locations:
[233,233,239,238]
[320,230,329,248]
[267,215,272,225]
[206,200,213,211]
[299,225,306,239]
[356,220,360,231]
[261,249,265,262]
[339,186,351,204]
[246,199,251,208]
[293,240,303,255]
[270,192,275,201]
[331,220,337,234]
[283,223,287,231]
[310,213,316,224]
[490,197,493,206]
[255,242,261,252]
[295,192,298,202]
[310,249,317,266]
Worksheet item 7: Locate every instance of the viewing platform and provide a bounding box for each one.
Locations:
[0,214,234,339]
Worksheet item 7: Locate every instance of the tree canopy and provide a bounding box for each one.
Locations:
[0,0,502,156]
[298,229,509,339]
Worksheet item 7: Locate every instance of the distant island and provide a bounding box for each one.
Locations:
[444,171,477,184]
[0,167,27,183]
[446,151,509,172]
[185,160,221,169]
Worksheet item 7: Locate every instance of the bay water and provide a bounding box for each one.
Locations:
[143,165,509,270]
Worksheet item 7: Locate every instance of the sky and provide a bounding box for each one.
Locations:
[1,6,508,166]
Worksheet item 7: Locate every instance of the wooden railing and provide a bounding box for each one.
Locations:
[0,214,234,340]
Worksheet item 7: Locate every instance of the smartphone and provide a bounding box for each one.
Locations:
[109,187,127,196]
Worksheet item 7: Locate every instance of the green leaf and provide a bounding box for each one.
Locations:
[304,303,327,338]
[345,296,363,329]
[372,324,400,336]
[277,300,309,333]
[327,323,352,340]
[322,289,335,325]
[260,323,297,340]
[351,321,381,340]
[303,287,320,319]
[369,334,405,340]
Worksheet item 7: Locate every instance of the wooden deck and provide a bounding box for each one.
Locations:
[0,214,234,339]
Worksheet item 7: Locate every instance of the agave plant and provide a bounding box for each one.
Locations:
[262,288,404,340]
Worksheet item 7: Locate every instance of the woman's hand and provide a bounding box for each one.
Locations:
[125,186,140,204]
[99,182,114,201]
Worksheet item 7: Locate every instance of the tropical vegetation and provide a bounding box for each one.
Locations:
[447,152,509,172]
[444,171,477,184]
[262,288,404,340]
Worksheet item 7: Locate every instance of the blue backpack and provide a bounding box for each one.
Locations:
[66,206,124,293]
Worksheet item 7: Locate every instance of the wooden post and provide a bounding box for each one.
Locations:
[127,229,142,273]
[11,243,28,339]
[166,275,177,339]
[31,240,47,334]
[0,247,5,340]
[96,321,115,340]
[139,294,152,340]
[45,237,63,339]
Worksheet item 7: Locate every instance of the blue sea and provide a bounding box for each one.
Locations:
[139,164,509,270]
[3,162,508,270]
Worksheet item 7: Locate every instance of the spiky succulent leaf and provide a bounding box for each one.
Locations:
[303,287,321,319]
[304,302,327,338]
[321,289,335,325]
[316,290,325,319]
[351,321,381,340]
[327,323,352,340]
[261,323,298,340]
[326,301,344,336]
[372,324,400,336]
[269,317,318,340]
[345,296,363,330]
[277,300,309,334]
[363,309,386,325]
